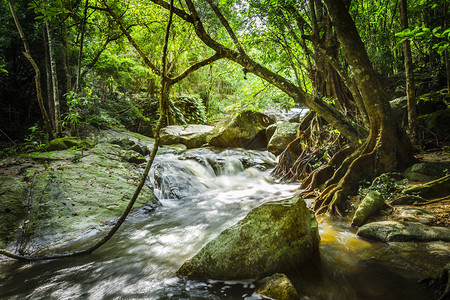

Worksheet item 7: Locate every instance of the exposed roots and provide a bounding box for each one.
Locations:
[313,149,377,214]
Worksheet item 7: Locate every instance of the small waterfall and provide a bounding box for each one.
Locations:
[148,148,277,200]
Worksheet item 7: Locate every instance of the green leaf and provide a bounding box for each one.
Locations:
[437,44,449,55]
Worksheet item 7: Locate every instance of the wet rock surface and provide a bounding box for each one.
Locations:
[255,273,300,300]
[356,220,450,242]
[177,195,319,280]
[0,130,161,254]
[208,110,275,149]
[160,125,213,149]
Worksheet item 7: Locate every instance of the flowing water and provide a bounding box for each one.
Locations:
[0,148,442,299]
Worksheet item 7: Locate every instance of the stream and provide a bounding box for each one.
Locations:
[0,148,440,299]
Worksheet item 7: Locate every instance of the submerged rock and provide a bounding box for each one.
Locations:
[208,110,275,149]
[357,221,450,242]
[255,273,300,300]
[267,122,299,156]
[160,125,213,149]
[352,191,385,227]
[177,195,319,280]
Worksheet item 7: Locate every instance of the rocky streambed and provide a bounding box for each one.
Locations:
[0,121,449,299]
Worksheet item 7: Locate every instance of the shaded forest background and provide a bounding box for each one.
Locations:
[0,0,448,151]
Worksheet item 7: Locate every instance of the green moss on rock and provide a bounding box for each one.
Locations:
[0,176,26,248]
[352,191,385,227]
[256,273,300,300]
[177,195,319,280]
[48,137,93,151]
[208,110,275,149]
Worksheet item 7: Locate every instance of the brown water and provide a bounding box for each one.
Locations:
[0,149,444,299]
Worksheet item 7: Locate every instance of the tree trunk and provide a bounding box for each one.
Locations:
[7,0,54,139]
[445,2,450,93]
[45,19,63,137]
[399,0,417,141]
[75,0,89,91]
[312,0,415,214]
[43,27,56,129]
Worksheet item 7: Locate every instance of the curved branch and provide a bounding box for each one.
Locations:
[169,52,225,84]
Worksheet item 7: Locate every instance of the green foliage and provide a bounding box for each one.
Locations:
[62,91,101,135]
[168,96,207,125]
[0,57,7,74]
[395,26,450,55]
[358,173,408,201]
[23,125,48,151]
[27,1,69,22]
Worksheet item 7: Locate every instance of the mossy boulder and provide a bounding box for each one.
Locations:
[352,191,385,227]
[0,137,160,254]
[265,123,277,141]
[160,125,213,149]
[255,273,300,300]
[419,108,450,139]
[0,176,26,248]
[404,162,450,182]
[122,150,146,164]
[416,91,449,115]
[390,90,449,126]
[177,195,319,280]
[208,110,275,149]
[48,137,93,151]
[267,122,299,156]
[403,174,450,199]
[389,96,407,124]
[357,221,450,242]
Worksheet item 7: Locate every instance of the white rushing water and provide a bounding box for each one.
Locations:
[0,149,300,300]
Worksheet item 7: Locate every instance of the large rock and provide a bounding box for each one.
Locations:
[0,139,160,254]
[208,110,275,149]
[390,91,449,126]
[357,221,450,242]
[416,91,449,115]
[352,191,385,227]
[177,195,319,280]
[48,137,93,151]
[404,162,450,182]
[0,177,26,248]
[160,125,213,149]
[419,108,450,139]
[389,96,407,124]
[267,122,299,156]
[255,273,300,300]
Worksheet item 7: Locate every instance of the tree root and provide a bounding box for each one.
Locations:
[313,150,377,214]
[404,174,450,199]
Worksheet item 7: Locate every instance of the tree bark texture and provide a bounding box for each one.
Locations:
[399,0,417,140]
[311,0,415,214]
[45,19,63,137]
